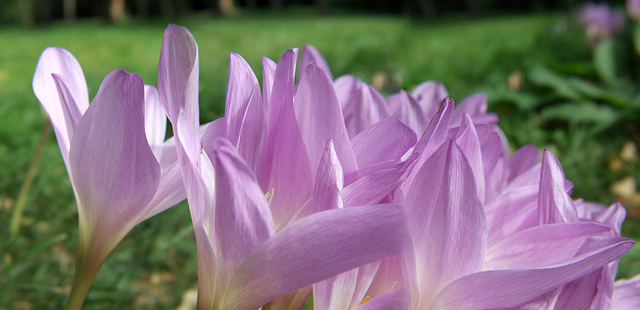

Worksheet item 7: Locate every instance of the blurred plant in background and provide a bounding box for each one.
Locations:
[490,2,640,238]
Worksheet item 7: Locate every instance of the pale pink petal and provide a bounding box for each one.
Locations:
[261,56,277,111]
[350,117,417,168]
[388,90,428,134]
[342,155,416,207]
[143,85,167,157]
[157,24,200,167]
[295,63,358,176]
[405,141,486,308]
[555,267,613,310]
[357,289,410,310]
[299,44,333,80]
[401,97,453,195]
[539,150,579,224]
[314,268,360,310]
[509,144,541,182]
[51,74,83,144]
[484,222,613,269]
[69,69,160,261]
[454,114,485,203]
[431,237,633,310]
[261,51,316,229]
[451,93,493,126]
[33,47,89,168]
[336,75,391,137]
[225,53,264,170]
[596,203,626,235]
[613,273,640,309]
[290,140,344,223]
[410,80,448,120]
[210,138,275,302]
[223,205,408,309]
[484,185,540,246]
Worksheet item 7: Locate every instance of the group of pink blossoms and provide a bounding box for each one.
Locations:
[33,25,640,309]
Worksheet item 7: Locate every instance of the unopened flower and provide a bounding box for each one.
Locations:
[33,48,185,309]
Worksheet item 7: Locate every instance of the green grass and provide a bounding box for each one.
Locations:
[1,11,639,308]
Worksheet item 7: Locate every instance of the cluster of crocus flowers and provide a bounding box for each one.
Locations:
[33,25,640,309]
[578,2,625,45]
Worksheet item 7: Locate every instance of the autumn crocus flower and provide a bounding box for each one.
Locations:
[629,0,640,22]
[158,25,409,310]
[578,3,624,45]
[33,49,185,309]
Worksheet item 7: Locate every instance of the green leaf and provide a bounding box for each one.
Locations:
[541,101,619,124]
[487,90,543,110]
[632,24,640,57]
[528,66,583,100]
[593,38,617,85]
[566,78,631,108]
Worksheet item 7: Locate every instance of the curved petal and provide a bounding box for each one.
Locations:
[51,74,83,145]
[342,155,416,207]
[596,202,626,235]
[410,80,447,120]
[290,139,344,223]
[141,159,185,220]
[350,117,417,168]
[430,237,633,310]
[33,47,89,168]
[222,205,408,310]
[388,90,429,134]
[157,24,203,215]
[539,150,579,224]
[295,63,358,176]
[336,75,391,137]
[143,85,167,158]
[555,267,613,310]
[508,144,541,182]
[261,56,277,111]
[401,97,453,193]
[299,44,333,80]
[158,25,199,128]
[454,114,485,203]
[484,222,613,269]
[613,273,640,309]
[484,185,541,246]
[211,138,275,303]
[69,69,160,261]
[451,93,495,126]
[405,140,486,308]
[260,49,318,228]
[314,268,359,310]
[357,289,410,310]
[225,53,264,170]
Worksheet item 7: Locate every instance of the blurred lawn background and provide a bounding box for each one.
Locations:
[2,5,640,309]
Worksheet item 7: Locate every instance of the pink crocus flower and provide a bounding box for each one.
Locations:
[158,25,409,310]
[578,3,625,45]
[298,44,640,309]
[311,97,633,309]
[32,49,187,309]
[628,0,640,23]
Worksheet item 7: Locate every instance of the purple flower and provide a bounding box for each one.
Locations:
[297,45,637,309]
[33,49,186,308]
[628,0,640,23]
[158,25,409,309]
[578,3,625,44]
